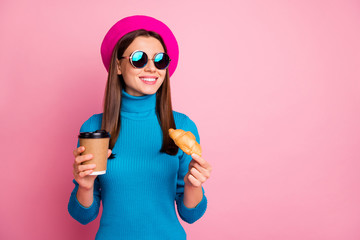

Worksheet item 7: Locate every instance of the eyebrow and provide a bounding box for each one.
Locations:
[126,50,165,57]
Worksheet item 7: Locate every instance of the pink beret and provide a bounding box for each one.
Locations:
[100,15,179,77]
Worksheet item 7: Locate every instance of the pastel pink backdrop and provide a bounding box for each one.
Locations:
[1,0,360,239]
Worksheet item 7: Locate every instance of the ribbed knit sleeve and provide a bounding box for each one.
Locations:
[68,178,102,225]
[175,115,208,224]
[67,114,102,225]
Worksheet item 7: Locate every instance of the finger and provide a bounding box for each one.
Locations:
[108,149,112,158]
[79,169,94,178]
[191,154,212,173]
[188,174,202,187]
[77,164,96,173]
[73,167,77,178]
[191,153,210,169]
[73,163,78,176]
[190,167,207,183]
[73,146,85,157]
[75,154,93,164]
[192,162,211,179]
[188,160,207,174]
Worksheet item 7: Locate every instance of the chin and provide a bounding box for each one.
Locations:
[143,87,160,95]
[144,90,157,95]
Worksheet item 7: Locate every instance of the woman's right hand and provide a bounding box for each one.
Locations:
[72,146,112,190]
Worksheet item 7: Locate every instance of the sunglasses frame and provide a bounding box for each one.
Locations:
[119,50,171,70]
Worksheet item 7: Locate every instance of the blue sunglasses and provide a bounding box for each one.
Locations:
[119,50,171,70]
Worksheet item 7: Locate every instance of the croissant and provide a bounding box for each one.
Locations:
[168,128,202,156]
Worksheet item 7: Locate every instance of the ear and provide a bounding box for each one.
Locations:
[116,59,122,75]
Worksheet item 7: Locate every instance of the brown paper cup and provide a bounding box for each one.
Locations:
[78,130,110,175]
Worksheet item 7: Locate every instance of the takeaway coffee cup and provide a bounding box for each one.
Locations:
[78,130,111,175]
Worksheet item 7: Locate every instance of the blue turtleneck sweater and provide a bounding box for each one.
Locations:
[68,89,207,240]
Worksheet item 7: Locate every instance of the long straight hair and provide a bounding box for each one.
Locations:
[101,29,178,158]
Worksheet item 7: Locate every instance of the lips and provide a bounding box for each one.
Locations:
[139,76,158,85]
[139,76,158,82]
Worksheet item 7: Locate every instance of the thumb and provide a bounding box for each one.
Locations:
[108,149,112,157]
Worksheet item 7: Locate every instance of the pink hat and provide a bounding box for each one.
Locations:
[100,15,179,77]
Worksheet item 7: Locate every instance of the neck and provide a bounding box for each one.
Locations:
[120,89,157,116]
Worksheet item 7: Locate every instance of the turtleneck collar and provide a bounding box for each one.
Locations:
[120,89,156,113]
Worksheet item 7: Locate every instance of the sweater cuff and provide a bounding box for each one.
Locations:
[74,190,96,210]
[67,180,99,225]
[178,187,207,224]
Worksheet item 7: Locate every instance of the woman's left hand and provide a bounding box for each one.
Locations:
[184,153,212,187]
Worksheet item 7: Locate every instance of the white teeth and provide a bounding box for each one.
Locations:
[140,78,157,82]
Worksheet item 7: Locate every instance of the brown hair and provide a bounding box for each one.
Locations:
[101,29,178,159]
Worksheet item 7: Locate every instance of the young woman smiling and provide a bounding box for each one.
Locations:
[68,15,212,240]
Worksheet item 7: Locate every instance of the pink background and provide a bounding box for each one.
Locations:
[1,0,360,239]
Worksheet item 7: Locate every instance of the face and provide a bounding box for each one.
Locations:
[116,36,167,96]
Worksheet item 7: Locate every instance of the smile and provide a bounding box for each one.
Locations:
[139,77,158,85]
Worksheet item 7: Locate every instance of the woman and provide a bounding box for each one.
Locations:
[68,15,212,240]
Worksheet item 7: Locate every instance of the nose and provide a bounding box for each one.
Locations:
[144,59,156,72]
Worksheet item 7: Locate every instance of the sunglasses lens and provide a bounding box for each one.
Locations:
[154,53,170,69]
[131,51,147,68]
